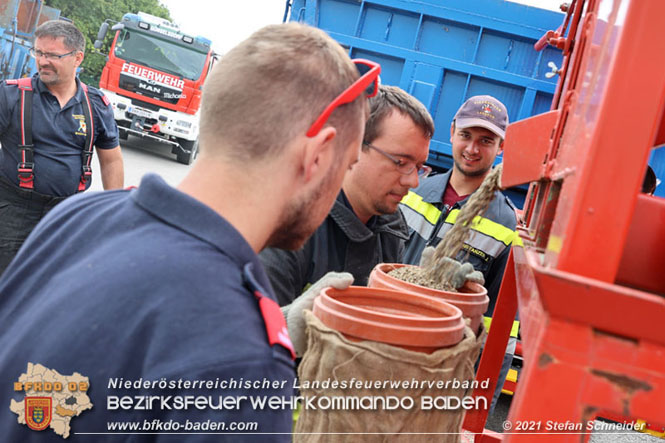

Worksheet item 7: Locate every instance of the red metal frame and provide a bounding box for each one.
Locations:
[546,0,664,281]
[464,0,665,440]
[508,246,665,442]
[462,251,518,442]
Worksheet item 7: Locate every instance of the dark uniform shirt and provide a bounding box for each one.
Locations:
[0,174,294,442]
[260,191,409,306]
[0,74,119,196]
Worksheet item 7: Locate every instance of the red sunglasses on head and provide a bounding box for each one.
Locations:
[306,58,381,137]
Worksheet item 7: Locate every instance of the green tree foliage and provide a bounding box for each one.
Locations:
[44,0,172,86]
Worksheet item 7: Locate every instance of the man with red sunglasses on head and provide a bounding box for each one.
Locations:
[0,23,371,441]
[261,84,434,309]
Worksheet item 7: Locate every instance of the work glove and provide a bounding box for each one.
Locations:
[419,246,485,289]
[419,245,436,268]
[448,260,485,289]
[281,272,354,357]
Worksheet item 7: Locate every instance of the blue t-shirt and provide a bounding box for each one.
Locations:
[0,74,119,196]
[0,174,295,442]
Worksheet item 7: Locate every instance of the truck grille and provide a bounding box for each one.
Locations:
[130,98,160,112]
[119,73,181,105]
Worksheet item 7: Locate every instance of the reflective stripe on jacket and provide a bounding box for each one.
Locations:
[399,169,518,317]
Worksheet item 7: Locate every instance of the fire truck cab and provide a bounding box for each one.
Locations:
[95,12,217,164]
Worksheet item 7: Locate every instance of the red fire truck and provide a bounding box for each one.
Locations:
[94,12,217,164]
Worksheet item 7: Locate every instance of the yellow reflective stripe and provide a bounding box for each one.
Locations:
[512,235,524,247]
[445,210,517,246]
[506,369,518,383]
[501,369,519,395]
[400,191,442,225]
[483,316,520,338]
[444,208,459,223]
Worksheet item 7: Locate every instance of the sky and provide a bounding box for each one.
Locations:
[159,0,287,55]
[158,0,564,56]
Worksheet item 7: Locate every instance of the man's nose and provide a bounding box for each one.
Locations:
[467,139,481,153]
[400,167,420,188]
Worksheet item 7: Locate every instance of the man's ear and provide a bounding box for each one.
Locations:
[497,139,504,156]
[302,126,337,182]
[74,51,84,67]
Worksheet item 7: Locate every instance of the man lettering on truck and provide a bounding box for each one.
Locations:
[261,84,434,307]
[0,20,124,275]
[399,95,518,411]
[0,22,373,440]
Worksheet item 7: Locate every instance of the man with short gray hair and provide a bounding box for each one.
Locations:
[0,20,124,275]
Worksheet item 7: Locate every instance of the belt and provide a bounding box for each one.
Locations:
[0,175,67,205]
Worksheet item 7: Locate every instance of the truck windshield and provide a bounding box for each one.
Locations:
[114,29,207,81]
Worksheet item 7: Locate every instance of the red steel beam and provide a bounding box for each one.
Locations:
[545,0,665,282]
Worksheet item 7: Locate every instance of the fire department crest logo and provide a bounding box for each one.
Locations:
[73,114,87,136]
[11,363,92,438]
[25,397,52,431]
[481,104,493,115]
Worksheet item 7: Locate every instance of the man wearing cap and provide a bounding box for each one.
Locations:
[400,95,517,411]
[401,95,515,309]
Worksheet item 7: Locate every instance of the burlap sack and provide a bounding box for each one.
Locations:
[294,310,486,443]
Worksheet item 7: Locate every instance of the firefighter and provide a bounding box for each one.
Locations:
[0,20,124,275]
[399,95,519,411]
[0,23,373,440]
[260,84,434,307]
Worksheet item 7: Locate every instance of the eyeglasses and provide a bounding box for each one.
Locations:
[306,59,380,137]
[29,48,76,61]
[364,142,432,178]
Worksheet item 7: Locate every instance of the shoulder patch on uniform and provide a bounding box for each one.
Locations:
[100,93,110,106]
[5,79,18,85]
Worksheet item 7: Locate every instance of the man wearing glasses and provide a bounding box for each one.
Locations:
[0,23,375,440]
[261,84,434,307]
[0,20,124,275]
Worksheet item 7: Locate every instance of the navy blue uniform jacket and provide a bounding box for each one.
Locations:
[0,174,294,442]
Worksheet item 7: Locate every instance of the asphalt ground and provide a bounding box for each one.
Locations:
[89,134,191,192]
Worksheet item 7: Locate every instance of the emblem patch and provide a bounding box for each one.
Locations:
[11,363,93,438]
[25,397,52,431]
[73,114,86,136]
